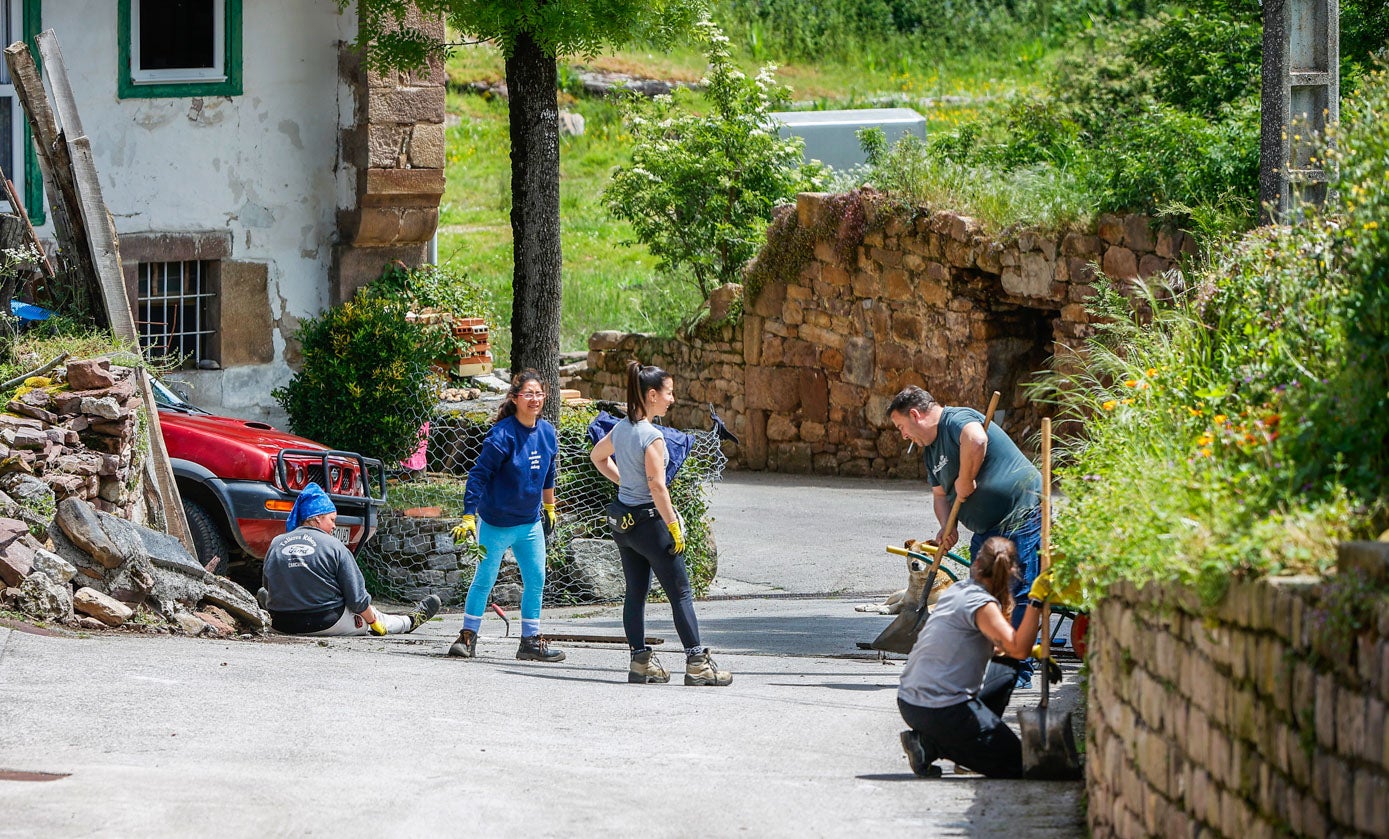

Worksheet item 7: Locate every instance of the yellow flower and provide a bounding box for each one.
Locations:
[1187,407,1202,416]
[1121,398,1134,405]
[1197,434,1214,446]
[1213,414,1228,425]
[1102,400,1118,411]
[1365,221,1380,231]
[1124,379,1138,388]
[1146,368,1158,377]
[1199,447,1212,458]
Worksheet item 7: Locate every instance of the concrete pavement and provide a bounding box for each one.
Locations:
[0,473,1085,837]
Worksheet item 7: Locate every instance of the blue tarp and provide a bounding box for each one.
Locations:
[10,300,49,321]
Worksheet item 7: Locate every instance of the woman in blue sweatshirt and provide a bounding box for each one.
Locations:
[447,370,563,663]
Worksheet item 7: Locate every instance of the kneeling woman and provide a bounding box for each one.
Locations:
[589,361,731,686]
[897,536,1050,778]
[447,370,564,663]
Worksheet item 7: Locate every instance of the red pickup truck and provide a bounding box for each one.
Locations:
[151,380,387,575]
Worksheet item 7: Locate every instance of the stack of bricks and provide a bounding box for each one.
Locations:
[1086,544,1389,838]
[449,317,493,378]
[580,191,1193,476]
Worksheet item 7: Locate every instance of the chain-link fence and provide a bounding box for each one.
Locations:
[356,399,728,608]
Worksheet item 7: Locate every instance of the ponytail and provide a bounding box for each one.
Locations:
[971,536,1018,617]
[625,360,669,422]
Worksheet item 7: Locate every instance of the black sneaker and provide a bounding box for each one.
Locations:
[516,635,566,662]
[900,730,942,778]
[407,595,442,632]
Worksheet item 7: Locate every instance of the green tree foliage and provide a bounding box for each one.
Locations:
[1030,63,1389,602]
[273,293,448,464]
[605,24,829,298]
[347,0,708,420]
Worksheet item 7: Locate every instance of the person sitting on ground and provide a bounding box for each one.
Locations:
[447,369,565,663]
[262,482,439,636]
[589,360,731,686]
[896,536,1058,779]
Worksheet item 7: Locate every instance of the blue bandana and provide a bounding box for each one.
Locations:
[286,482,336,531]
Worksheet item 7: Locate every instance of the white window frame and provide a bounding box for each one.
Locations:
[130,0,226,85]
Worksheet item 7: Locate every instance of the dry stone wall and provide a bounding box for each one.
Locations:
[1087,544,1389,838]
[581,190,1194,476]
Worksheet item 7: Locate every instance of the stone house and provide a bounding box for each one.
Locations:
[5,0,445,420]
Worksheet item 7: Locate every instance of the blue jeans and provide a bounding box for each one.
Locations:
[970,506,1042,681]
[464,519,546,626]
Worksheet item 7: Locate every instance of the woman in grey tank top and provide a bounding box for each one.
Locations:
[590,360,732,687]
[896,537,1050,778]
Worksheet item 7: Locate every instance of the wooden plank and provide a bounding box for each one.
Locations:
[136,367,193,553]
[34,30,84,139]
[2,41,99,315]
[65,138,139,340]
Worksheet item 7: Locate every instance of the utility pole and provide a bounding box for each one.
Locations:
[1260,0,1339,223]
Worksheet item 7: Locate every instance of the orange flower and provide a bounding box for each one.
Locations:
[1124,379,1138,388]
[1187,407,1202,416]
[1102,400,1118,411]
[1145,368,1158,377]
[1213,414,1228,425]
[1198,447,1212,457]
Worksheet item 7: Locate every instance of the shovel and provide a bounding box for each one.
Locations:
[871,391,1000,655]
[1018,417,1083,780]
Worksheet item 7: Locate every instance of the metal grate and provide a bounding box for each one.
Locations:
[136,260,216,364]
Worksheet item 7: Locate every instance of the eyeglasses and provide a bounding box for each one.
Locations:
[518,391,546,401]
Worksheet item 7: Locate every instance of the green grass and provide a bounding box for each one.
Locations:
[438,40,1055,365]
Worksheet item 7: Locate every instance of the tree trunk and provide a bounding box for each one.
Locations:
[505,30,563,422]
[0,214,28,367]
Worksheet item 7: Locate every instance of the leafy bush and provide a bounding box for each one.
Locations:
[1030,64,1389,604]
[273,293,447,464]
[370,262,495,364]
[606,23,829,299]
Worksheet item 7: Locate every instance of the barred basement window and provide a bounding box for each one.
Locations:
[136,260,219,366]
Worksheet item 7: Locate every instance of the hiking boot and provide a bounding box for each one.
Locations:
[516,635,565,663]
[628,648,670,684]
[407,595,442,632]
[684,649,732,686]
[448,628,477,658]
[900,730,943,778]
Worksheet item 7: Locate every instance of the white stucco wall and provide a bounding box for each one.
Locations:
[34,1,357,422]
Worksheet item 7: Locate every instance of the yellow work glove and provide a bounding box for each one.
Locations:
[369,619,387,636]
[667,520,685,555]
[1030,645,1064,684]
[542,502,557,536]
[1027,567,1083,606]
[452,514,477,543]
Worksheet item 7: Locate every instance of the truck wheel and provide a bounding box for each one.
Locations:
[183,500,231,576]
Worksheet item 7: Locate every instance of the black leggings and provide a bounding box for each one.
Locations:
[610,510,701,651]
[897,659,1024,778]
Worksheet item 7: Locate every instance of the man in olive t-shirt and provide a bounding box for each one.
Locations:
[888,386,1043,686]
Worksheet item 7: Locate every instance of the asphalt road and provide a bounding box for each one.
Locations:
[0,472,1085,838]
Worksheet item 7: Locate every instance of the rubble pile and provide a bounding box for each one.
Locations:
[0,358,145,518]
[0,357,268,637]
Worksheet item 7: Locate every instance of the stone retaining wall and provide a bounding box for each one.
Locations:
[1087,548,1389,838]
[581,190,1194,476]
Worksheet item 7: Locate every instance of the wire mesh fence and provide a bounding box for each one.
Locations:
[356,399,728,608]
